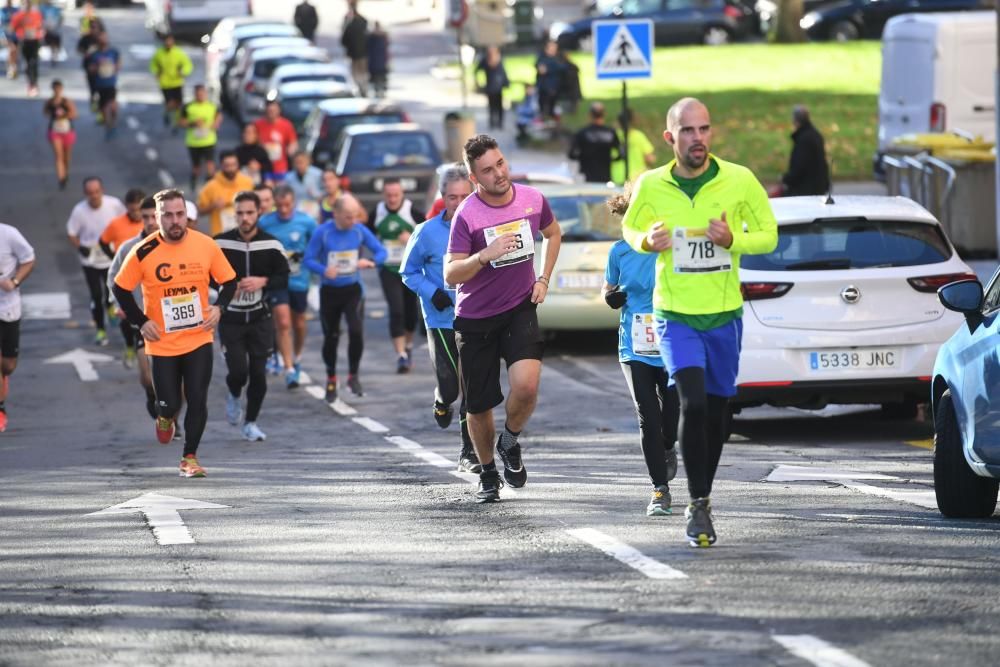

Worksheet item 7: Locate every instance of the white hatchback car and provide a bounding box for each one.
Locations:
[735,195,976,418]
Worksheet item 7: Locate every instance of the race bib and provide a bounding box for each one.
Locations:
[286,250,302,275]
[384,239,405,265]
[193,126,210,140]
[24,27,37,39]
[672,228,732,274]
[482,218,533,268]
[299,200,319,220]
[328,249,358,274]
[219,207,236,232]
[52,118,70,133]
[161,292,203,333]
[264,141,283,162]
[630,312,659,357]
[233,288,262,307]
[98,60,115,79]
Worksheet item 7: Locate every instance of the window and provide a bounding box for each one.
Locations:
[344,133,439,172]
[547,195,623,242]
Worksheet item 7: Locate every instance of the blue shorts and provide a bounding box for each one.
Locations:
[655,317,743,397]
[268,289,308,314]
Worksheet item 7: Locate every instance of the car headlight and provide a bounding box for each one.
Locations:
[800,12,819,30]
[549,21,570,40]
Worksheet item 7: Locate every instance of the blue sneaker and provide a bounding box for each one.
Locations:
[265,353,280,376]
[285,367,300,389]
[225,393,242,426]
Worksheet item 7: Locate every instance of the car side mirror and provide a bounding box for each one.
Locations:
[938,279,984,315]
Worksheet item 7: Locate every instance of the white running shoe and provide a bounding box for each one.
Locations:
[225,394,242,426]
[242,422,266,442]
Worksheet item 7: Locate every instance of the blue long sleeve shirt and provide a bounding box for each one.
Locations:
[304,222,387,288]
[400,210,455,330]
[606,239,663,367]
[259,209,317,292]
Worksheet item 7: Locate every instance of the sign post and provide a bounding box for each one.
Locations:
[593,19,653,183]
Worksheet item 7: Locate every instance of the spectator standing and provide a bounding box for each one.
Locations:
[475,46,508,131]
[569,102,620,183]
[366,20,388,99]
[341,1,368,97]
[780,105,830,196]
[556,50,581,116]
[534,40,563,119]
[515,83,538,145]
[611,108,656,186]
[293,0,319,42]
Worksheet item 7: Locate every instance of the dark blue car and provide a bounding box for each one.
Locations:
[931,273,1000,517]
[800,0,993,40]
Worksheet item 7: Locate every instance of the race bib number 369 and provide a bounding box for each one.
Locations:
[672,228,732,274]
[482,218,534,268]
[161,293,203,333]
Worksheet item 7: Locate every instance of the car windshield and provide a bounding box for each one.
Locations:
[740,218,952,271]
[284,97,328,122]
[595,0,661,14]
[255,57,315,78]
[546,194,622,242]
[344,133,438,171]
[283,73,347,85]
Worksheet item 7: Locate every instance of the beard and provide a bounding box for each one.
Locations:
[681,145,708,170]
[165,224,186,240]
[481,176,511,197]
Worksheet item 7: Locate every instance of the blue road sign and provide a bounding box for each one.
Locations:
[593,19,653,81]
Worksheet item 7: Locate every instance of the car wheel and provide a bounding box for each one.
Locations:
[703,26,732,46]
[933,390,999,518]
[829,20,859,41]
[880,400,918,420]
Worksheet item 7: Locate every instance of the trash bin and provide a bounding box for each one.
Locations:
[444,111,476,163]
[937,148,997,257]
[511,0,535,45]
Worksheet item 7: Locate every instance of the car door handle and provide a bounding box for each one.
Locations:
[973,105,995,112]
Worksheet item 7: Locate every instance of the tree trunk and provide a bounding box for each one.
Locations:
[773,0,805,43]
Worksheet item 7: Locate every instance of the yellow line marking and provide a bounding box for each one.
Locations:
[905,438,934,450]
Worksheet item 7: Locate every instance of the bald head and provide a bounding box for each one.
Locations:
[666,97,708,134]
[333,193,361,229]
[664,97,712,176]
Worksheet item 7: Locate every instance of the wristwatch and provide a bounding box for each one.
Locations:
[11,278,19,288]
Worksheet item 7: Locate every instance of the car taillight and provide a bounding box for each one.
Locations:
[930,102,946,132]
[907,272,977,293]
[741,282,793,300]
[245,81,255,92]
[723,5,742,18]
[401,111,411,122]
[339,176,351,191]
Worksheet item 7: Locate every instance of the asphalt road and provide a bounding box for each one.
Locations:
[2,4,1000,666]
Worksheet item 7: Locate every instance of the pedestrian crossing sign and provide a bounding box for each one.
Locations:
[593,19,653,80]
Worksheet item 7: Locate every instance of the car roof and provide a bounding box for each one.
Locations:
[277,80,354,96]
[769,195,939,225]
[249,46,328,62]
[316,98,403,115]
[343,122,424,136]
[271,62,350,78]
[242,35,312,52]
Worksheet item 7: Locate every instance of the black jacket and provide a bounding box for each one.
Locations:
[214,228,290,324]
[569,123,620,183]
[294,2,319,38]
[341,14,368,60]
[782,121,830,196]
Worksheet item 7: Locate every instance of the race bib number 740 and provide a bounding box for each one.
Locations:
[482,218,534,268]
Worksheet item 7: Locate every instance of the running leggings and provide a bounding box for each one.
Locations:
[81,265,108,330]
[621,361,680,488]
[674,366,729,500]
[220,319,270,423]
[20,39,39,87]
[378,268,418,339]
[151,343,214,457]
[319,283,364,376]
[429,327,473,451]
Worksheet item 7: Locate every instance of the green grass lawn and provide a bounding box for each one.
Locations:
[499,41,882,181]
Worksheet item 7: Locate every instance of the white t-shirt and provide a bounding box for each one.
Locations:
[66,196,125,269]
[0,223,36,322]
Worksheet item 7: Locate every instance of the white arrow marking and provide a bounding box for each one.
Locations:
[87,493,230,546]
[566,528,687,580]
[767,465,935,510]
[840,482,938,511]
[44,347,114,381]
[773,634,871,667]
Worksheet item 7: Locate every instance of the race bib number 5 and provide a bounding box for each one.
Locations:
[630,313,659,357]
[672,228,732,274]
[482,218,533,268]
[161,293,203,333]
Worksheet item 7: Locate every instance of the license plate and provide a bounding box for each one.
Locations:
[556,272,603,291]
[809,348,899,371]
[373,177,418,192]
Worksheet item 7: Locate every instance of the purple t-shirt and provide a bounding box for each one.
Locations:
[447,184,554,319]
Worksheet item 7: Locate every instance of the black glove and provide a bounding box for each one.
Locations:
[78,245,91,259]
[604,287,626,310]
[431,288,453,311]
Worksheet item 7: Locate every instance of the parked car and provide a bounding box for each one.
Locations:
[800,0,994,41]
[204,20,300,107]
[302,99,408,169]
[550,0,757,49]
[333,123,441,210]
[223,35,313,111]
[145,0,251,41]
[755,0,835,34]
[265,62,356,100]
[734,195,976,419]
[230,44,329,123]
[932,273,1000,518]
[263,81,356,132]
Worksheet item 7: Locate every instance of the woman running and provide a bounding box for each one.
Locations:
[43,79,77,189]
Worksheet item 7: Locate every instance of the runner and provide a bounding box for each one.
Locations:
[1,0,17,80]
[443,134,562,503]
[318,167,340,224]
[622,97,778,547]
[99,187,146,366]
[75,11,102,112]
[179,83,221,191]
[254,183,275,215]
[214,190,290,441]
[259,184,316,388]
[197,149,254,235]
[369,178,424,373]
[66,177,125,346]
[40,0,62,66]
[400,163,480,473]
[303,192,385,402]
[113,189,238,478]
[43,79,77,189]
[106,196,160,421]
[84,30,119,138]
[603,188,680,516]
[253,100,298,179]
[10,0,43,97]
[0,222,36,433]
[149,33,192,130]
[284,151,323,219]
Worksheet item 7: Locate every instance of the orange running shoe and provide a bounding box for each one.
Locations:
[179,455,206,478]
[155,417,175,444]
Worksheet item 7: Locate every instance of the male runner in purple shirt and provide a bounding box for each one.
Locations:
[444,134,562,503]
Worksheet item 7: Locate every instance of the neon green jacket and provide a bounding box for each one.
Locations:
[150,46,193,89]
[622,155,778,316]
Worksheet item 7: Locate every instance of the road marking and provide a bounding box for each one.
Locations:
[305,385,326,401]
[773,635,871,667]
[558,354,610,383]
[127,44,157,59]
[353,417,390,433]
[44,347,113,382]
[905,438,934,450]
[126,116,139,130]
[385,435,453,468]
[841,482,938,511]
[158,169,174,187]
[87,493,230,546]
[21,291,71,319]
[766,465,898,483]
[565,528,687,580]
[135,130,149,145]
[331,399,358,416]
[145,147,158,161]
[299,370,313,385]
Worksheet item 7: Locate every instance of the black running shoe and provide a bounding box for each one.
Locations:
[497,435,527,488]
[458,446,482,474]
[665,445,678,482]
[325,379,338,403]
[347,375,364,397]
[475,470,503,503]
[685,497,716,548]
[433,402,454,429]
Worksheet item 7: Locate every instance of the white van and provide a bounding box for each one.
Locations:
[875,11,996,175]
[145,0,252,41]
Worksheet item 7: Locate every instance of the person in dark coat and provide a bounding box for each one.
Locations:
[293,0,319,42]
[366,20,389,98]
[475,46,509,130]
[556,50,581,116]
[341,1,368,97]
[534,40,563,120]
[568,102,621,183]
[781,105,830,196]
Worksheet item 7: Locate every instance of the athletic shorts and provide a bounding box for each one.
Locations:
[454,296,544,414]
[48,130,76,147]
[268,288,308,314]
[655,317,743,398]
[0,319,20,359]
[95,86,116,108]
[161,86,183,105]
[187,144,216,167]
[220,317,273,359]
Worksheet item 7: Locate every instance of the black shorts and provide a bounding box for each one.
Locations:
[95,86,116,108]
[161,86,183,105]
[133,325,145,350]
[0,319,20,359]
[268,288,308,314]
[454,297,544,414]
[219,317,273,359]
[187,144,216,167]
